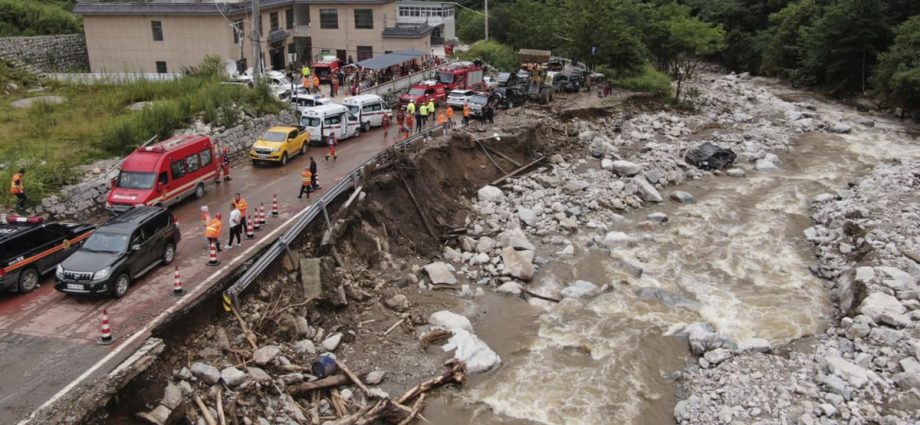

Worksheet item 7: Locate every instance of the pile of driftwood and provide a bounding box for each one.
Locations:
[192,360,465,425]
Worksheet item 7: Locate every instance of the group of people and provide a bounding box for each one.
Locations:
[393,100,472,139]
[200,192,249,253]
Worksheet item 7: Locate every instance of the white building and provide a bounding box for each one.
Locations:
[396,1,455,45]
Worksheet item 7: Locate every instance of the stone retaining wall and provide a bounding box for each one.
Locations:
[0,34,88,73]
[36,110,296,219]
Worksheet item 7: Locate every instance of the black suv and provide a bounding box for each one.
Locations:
[0,218,95,294]
[495,87,527,109]
[55,207,180,297]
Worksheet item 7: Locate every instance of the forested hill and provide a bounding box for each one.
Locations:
[0,0,81,37]
[454,0,920,109]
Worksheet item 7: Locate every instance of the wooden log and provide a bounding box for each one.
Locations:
[230,306,259,350]
[289,374,351,395]
[194,394,218,425]
[397,361,466,405]
[383,318,406,336]
[216,389,227,425]
[336,360,372,398]
[482,144,522,167]
[522,288,561,303]
[490,156,546,186]
[397,394,426,425]
[399,175,436,237]
[476,140,507,174]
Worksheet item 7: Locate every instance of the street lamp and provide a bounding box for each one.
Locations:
[288,52,297,102]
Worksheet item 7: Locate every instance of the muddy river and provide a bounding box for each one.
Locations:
[424,82,920,424]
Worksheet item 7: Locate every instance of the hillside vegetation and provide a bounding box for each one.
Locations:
[0,0,81,36]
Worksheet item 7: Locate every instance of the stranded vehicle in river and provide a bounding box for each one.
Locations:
[106,135,220,214]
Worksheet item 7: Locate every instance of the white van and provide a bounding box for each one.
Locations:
[342,94,391,131]
[300,104,361,145]
[292,92,334,117]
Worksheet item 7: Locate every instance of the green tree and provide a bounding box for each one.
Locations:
[874,15,920,108]
[760,0,821,78]
[456,40,519,71]
[456,8,485,43]
[663,15,726,100]
[798,0,890,94]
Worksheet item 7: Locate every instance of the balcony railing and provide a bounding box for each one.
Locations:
[293,24,310,38]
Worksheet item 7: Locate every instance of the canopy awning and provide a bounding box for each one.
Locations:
[356,49,426,71]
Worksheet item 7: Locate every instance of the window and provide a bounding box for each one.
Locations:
[155,61,167,74]
[186,154,201,173]
[151,21,163,41]
[199,148,212,167]
[354,9,373,29]
[158,172,168,185]
[324,115,342,125]
[270,11,279,31]
[357,46,373,61]
[286,8,294,29]
[233,20,244,44]
[288,130,298,139]
[320,9,338,29]
[170,160,186,180]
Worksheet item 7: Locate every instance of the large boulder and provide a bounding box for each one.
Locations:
[253,345,281,365]
[423,262,458,285]
[428,310,473,333]
[633,176,662,203]
[501,247,534,280]
[609,160,642,176]
[190,362,221,385]
[859,292,906,323]
[561,280,598,299]
[875,267,917,291]
[836,268,869,316]
[477,185,506,203]
[603,231,636,249]
[221,366,248,387]
[498,228,535,251]
[825,356,875,388]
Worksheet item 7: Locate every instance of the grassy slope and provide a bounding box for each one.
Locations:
[0,0,81,36]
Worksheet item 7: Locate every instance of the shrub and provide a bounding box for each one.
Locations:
[606,64,673,98]
[456,40,519,72]
[0,0,81,36]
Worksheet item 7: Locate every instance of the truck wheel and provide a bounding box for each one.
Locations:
[17,268,39,293]
[194,183,205,200]
[300,143,307,156]
[362,121,370,132]
[281,152,288,166]
[162,242,176,265]
[111,273,129,298]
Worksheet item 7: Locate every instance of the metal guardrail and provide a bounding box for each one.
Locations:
[224,126,442,308]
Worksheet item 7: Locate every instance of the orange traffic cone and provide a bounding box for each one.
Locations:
[271,194,279,217]
[172,266,185,297]
[207,241,220,266]
[259,204,267,225]
[253,212,261,231]
[97,309,116,345]
[246,214,255,238]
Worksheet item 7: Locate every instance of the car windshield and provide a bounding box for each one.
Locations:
[469,95,488,105]
[274,76,291,87]
[437,72,455,84]
[497,73,510,82]
[260,131,287,142]
[345,104,360,114]
[302,117,321,127]
[315,68,330,76]
[408,88,426,96]
[448,91,466,98]
[116,171,155,190]
[82,232,128,254]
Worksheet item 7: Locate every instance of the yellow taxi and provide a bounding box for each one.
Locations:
[249,126,309,166]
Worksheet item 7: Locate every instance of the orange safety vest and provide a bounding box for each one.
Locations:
[437,111,446,125]
[312,75,320,87]
[301,170,312,186]
[463,105,470,117]
[233,198,248,217]
[10,173,23,194]
[447,106,454,118]
[205,218,222,238]
[303,77,311,89]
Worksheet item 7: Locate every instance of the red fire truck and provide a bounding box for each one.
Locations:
[312,58,343,83]
[399,62,484,107]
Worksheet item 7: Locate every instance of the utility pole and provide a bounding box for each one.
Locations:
[484,0,489,41]
[251,0,262,82]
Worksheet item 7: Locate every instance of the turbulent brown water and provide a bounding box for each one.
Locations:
[425,80,920,425]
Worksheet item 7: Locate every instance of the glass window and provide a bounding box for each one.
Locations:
[270,11,279,31]
[117,171,156,190]
[141,214,167,239]
[199,148,212,167]
[82,232,129,254]
[324,115,341,125]
[233,20,244,44]
[260,131,288,142]
[156,61,167,74]
[288,130,299,139]
[170,160,186,179]
[286,8,294,29]
[186,154,201,172]
[320,9,338,29]
[356,46,373,61]
[158,172,168,185]
[302,116,321,127]
[151,21,163,41]
[354,9,373,29]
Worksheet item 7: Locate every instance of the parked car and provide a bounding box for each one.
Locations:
[0,216,95,294]
[516,69,531,81]
[106,134,219,214]
[249,126,309,166]
[554,68,584,92]
[483,76,498,90]
[496,72,520,88]
[343,94,391,131]
[466,92,502,117]
[495,87,527,109]
[300,104,361,145]
[292,93,334,117]
[399,81,448,108]
[55,207,180,298]
[446,89,476,109]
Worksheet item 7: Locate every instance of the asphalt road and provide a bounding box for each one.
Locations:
[0,122,412,423]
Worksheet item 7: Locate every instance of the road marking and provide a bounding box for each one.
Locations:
[16,203,312,425]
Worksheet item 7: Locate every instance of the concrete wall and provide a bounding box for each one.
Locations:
[82,5,295,74]
[0,34,88,73]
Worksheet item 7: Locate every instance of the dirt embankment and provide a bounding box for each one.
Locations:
[87,123,553,425]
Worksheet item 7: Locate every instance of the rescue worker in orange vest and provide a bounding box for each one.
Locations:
[219,147,231,181]
[205,213,223,253]
[232,193,248,232]
[299,167,313,199]
[312,75,320,94]
[303,76,311,92]
[404,113,414,139]
[437,109,446,129]
[332,77,340,97]
[199,205,210,248]
[10,168,25,211]
[324,133,337,161]
[446,105,454,128]
[382,112,391,137]
[463,102,471,125]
